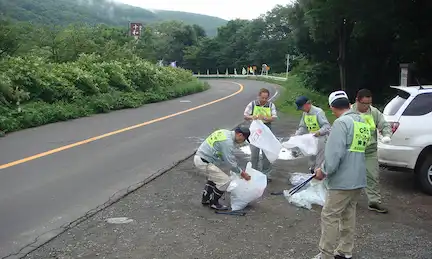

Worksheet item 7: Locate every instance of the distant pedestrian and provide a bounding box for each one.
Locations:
[294,96,331,171]
[313,90,370,259]
[194,127,251,210]
[244,88,278,182]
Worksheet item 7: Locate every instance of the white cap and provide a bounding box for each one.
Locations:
[328,90,349,106]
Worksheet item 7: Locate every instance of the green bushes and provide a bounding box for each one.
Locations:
[0,53,209,133]
[290,58,339,94]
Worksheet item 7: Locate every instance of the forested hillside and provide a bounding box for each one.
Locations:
[0,0,227,36]
[181,1,432,103]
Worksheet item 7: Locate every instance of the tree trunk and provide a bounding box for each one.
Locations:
[337,18,354,93]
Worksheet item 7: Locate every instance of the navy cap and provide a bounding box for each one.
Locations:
[295,96,309,110]
[235,127,250,142]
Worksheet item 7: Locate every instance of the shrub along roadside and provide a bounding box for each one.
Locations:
[0,79,209,134]
[0,53,210,134]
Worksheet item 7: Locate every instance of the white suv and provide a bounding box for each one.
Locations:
[378,85,432,195]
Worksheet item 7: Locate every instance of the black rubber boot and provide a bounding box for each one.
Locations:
[209,186,228,210]
[201,181,215,205]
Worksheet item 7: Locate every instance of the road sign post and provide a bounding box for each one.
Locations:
[130,22,142,39]
[286,54,290,78]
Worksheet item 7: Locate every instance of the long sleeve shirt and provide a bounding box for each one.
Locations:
[295,105,331,137]
[322,110,367,190]
[350,103,392,152]
[196,130,242,174]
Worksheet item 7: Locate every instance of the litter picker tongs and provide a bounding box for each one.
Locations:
[271,171,316,196]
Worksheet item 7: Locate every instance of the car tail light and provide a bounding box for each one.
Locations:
[390,122,400,134]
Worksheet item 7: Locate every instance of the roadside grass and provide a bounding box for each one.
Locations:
[0,80,209,135]
[268,72,287,78]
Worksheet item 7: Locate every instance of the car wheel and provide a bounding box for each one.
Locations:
[418,155,432,195]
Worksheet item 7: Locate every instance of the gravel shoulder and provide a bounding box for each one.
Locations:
[26,114,432,259]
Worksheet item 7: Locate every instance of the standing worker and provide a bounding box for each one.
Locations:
[194,127,251,211]
[294,96,331,171]
[313,90,371,259]
[351,89,391,213]
[244,88,278,182]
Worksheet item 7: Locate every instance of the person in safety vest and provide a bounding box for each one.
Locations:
[312,90,370,259]
[244,88,278,182]
[350,89,392,214]
[294,96,331,171]
[194,127,251,210]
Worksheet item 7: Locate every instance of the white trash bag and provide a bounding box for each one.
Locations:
[239,145,294,160]
[249,120,283,162]
[227,162,267,211]
[283,172,327,210]
[282,134,319,157]
[289,172,313,186]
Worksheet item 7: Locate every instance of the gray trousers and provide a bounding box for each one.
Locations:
[250,145,272,178]
[250,123,273,178]
[308,135,327,170]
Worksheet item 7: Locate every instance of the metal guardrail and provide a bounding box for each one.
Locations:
[193,74,287,81]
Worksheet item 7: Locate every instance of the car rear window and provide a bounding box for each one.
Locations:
[383,90,410,116]
[402,92,432,116]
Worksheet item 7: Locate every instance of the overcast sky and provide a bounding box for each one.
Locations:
[116,0,293,20]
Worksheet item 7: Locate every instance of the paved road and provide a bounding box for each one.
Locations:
[0,79,279,258]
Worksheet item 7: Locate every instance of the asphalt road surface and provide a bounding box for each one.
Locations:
[0,79,279,258]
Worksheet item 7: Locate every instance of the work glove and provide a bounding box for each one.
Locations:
[381,136,391,144]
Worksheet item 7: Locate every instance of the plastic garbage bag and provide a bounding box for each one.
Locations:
[278,147,294,160]
[239,145,294,160]
[290,172,313,186]
[227,162,267,211]
[249,120,283,163]
[284,172,327,210]
[282,134,318,156]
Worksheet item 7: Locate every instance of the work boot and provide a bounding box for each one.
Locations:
[209,186,229,210]
[201,181,215,205]
[368,202,388,213]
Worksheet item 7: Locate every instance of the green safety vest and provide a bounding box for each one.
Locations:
[360,114,376,131]
[252,101,272,118]
[304,114,320,133]
[205,129,227,159]
[205,129,227,147]
[349,120,371,153]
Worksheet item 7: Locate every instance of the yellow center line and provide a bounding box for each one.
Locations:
[0,82,244,170]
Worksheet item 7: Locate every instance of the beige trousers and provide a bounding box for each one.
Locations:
[319,189,362,259]
[193,155,231,191]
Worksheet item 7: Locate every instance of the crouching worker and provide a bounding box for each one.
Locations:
[194,127,252,210]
